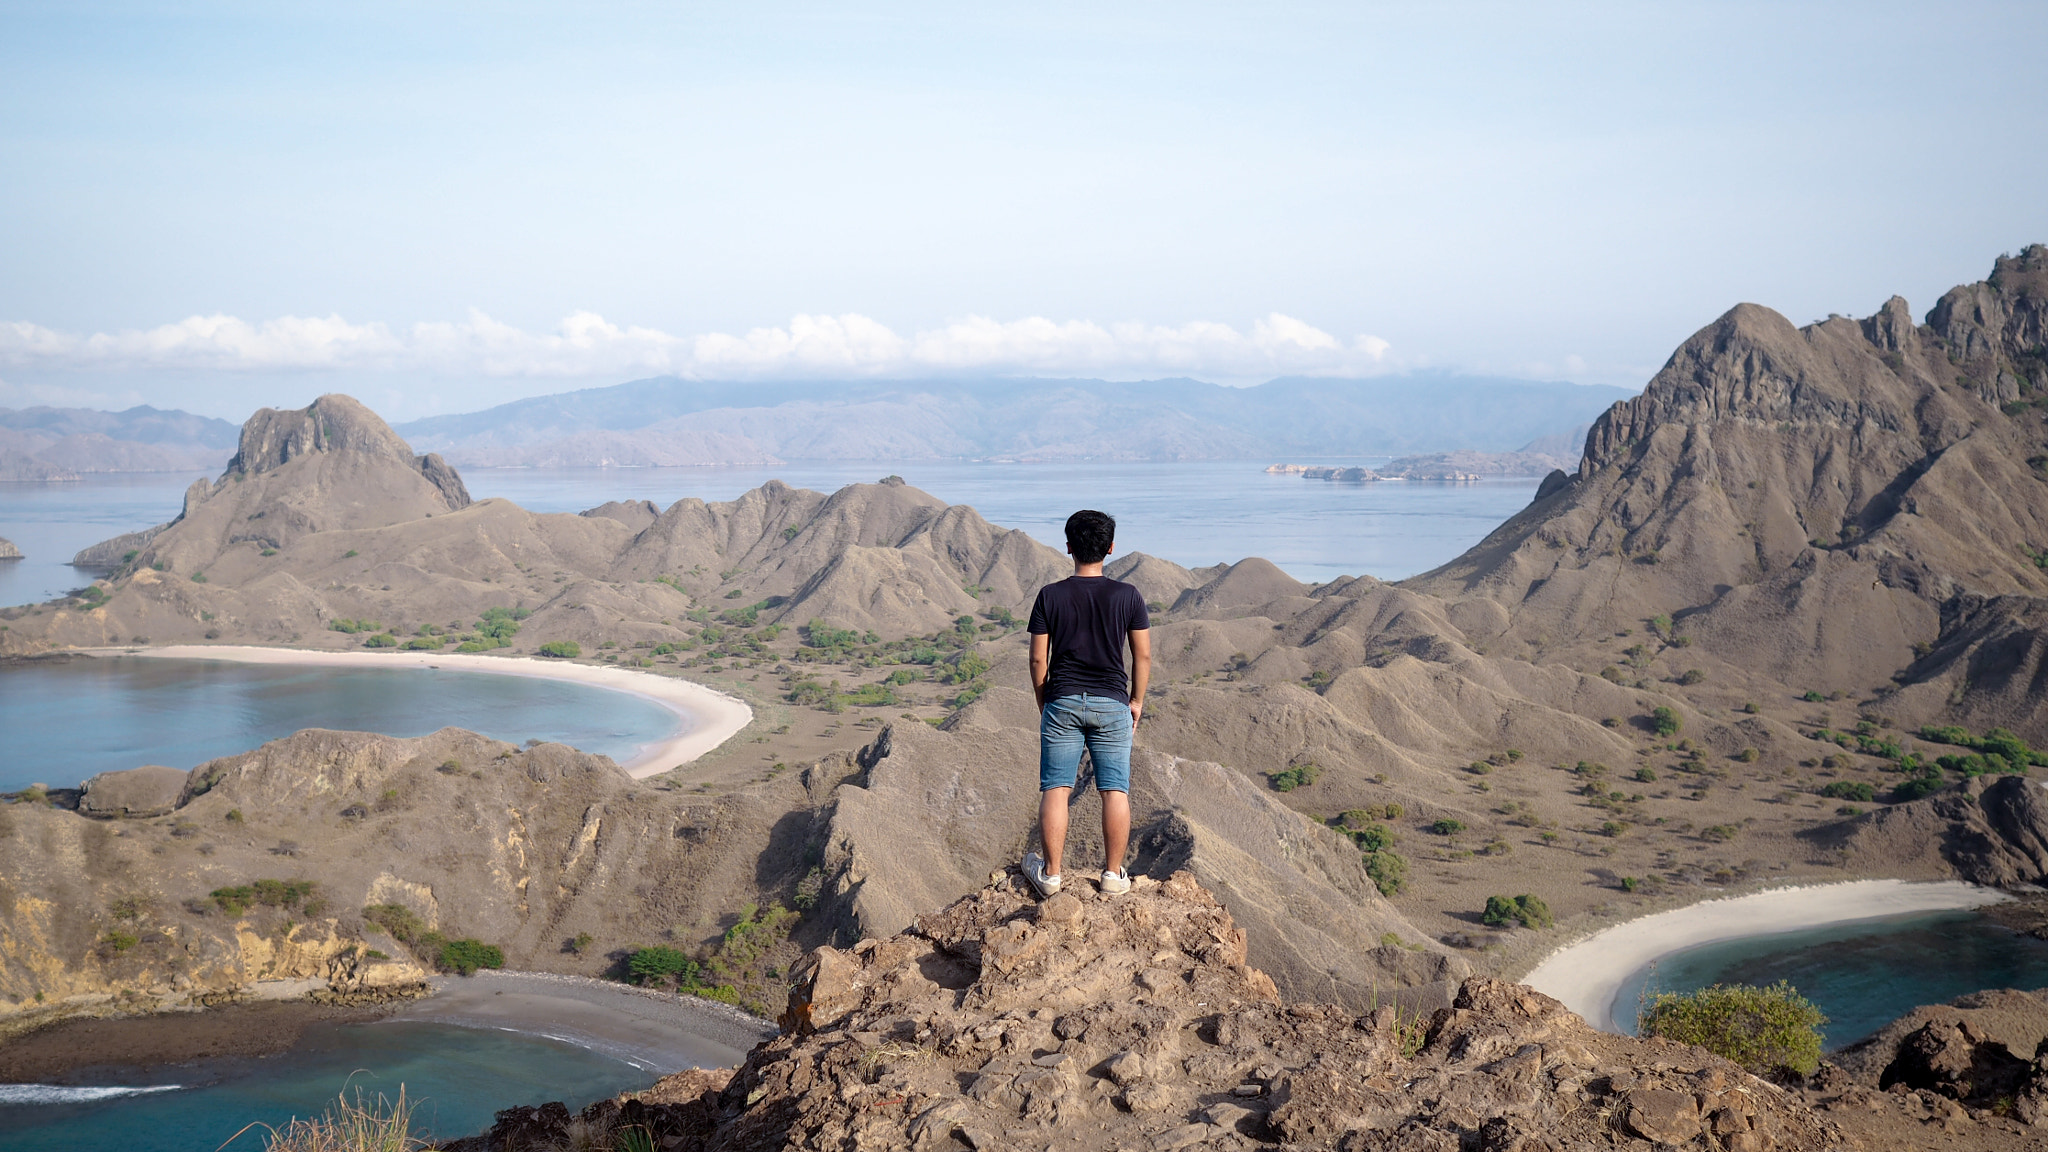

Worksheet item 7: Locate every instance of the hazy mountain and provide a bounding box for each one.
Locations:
[394,373,1635,466]
[0,404,238,476]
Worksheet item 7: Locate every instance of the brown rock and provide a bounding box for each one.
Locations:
[1622,1088,1702,1145]
[77,764,190,818]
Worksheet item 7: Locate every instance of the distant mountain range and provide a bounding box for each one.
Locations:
[0,405,238,480]
[393,373,1634,467]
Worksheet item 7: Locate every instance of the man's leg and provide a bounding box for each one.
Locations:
[1083,697,1135,879]
[1101,789,1130,874]
[1040,786,1072,878]
[1033,696,1085,888]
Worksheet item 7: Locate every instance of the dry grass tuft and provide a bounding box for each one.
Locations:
[227,1086,432,1152]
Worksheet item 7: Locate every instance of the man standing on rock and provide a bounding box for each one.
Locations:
[1024,509,1151,898]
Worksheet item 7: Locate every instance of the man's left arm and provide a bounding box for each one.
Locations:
[1127,628,1151,725]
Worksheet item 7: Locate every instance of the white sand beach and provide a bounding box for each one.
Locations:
[390,970,773,1072]
[136,645,753,778]
[1521,879,2011,1032]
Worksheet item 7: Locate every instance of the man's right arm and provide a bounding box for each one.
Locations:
[1029,632,1051,709]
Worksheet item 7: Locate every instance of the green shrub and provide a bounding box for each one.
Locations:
[1634,766,1657,783]
[1364,850,1408,896]
[1801,690,1824,702]
[1467,762,1491,775]
[936,651,990,685]
[628,945,699,986]
[401,635,443,650]
[1819,781,1875,802]
[1892,771,1947,802]
[1353,823,1396,853]
[1427,818,1464,835]
[438,938,504,976]
[1678,668,1705,685]
[329,618,384,634]
[538,640,581,658]
[1650,707,1681,736]
[343,549,359,558]
[362,903,428,944]
[1480,894,1553,929]
[1638,981,1825,1076]
[362,632,398,648]
[100,929,140,953]
[1268,763,1322,792]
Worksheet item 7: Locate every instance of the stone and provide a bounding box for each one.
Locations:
[1623,1088,1702,1145]
[1153,1123,1213,1150]
[78,764,190,819]
[1105,1051,1146,1086]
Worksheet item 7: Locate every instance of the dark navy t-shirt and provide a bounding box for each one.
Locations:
[1028,575,1150,705]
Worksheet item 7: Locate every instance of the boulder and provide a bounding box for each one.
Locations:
[0,535,19,560]
[77,764,191,818]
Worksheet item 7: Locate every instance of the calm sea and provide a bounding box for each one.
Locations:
[0,1020,654,1152]
[0,462,1543,607]
[0,656,682,792]
[1610,909,2048,1049]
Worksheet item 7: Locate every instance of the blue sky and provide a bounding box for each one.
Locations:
[2,1,2044,421]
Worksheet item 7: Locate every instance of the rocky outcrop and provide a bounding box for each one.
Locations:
[1824,775,2048,885]
[450,872,1841,1152]
[70,525,160,568]
[0,536,18,560]
[76,764,189,818]
[814,703,1464,1013]
[579,499,662,532]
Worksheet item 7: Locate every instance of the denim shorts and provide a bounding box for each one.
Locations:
[1039,693,1133,794]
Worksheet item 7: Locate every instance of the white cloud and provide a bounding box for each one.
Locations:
[0,310,1393,381]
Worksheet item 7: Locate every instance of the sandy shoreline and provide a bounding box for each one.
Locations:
[1521,879,2011,1032]
[133,645,753,778]
[387,970,773,1072]
[1,973,773,1086]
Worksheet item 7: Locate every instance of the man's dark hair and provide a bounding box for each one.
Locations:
[1065,510,1116,564]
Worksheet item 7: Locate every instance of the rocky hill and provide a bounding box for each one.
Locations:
[450,871,1846,1152]
[0,726,833,1030]
[0,536,18,560]
[1409,246,2048,738]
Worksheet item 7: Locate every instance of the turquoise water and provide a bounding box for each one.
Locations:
[0,1020,656,1151]
[1609,910,2048,1049]
[0,656,683,792]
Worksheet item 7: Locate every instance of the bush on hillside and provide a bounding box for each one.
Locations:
[538,640,581,658]
[628,945,699,986]
[1363,850,1408,897]
[1480,893,1553,929]
[1818,780,1875,802]
[1638,981,1826,1077]
[362,632,399,648]
[1268,763,1321,792]
[1650,707,1682,737]
[437,938,504,976]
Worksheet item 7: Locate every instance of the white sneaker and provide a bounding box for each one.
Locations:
[1099,868,1131,896]
[1023,851,1062,898]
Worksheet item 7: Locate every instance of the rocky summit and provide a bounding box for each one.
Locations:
[451,871,1841,1152]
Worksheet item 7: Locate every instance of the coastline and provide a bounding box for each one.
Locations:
[1519,879,2011,1032]
[386,970,772,1072]
[132,645,753,778]
[0,972,771,1086]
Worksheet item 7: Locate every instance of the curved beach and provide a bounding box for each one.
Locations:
[137,645,753,778]
[1521,879,2011,1032]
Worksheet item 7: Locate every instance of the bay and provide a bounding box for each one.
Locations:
[0,462,1543,609]
[1608,909,2048,1049]
[0,1020,654,1152]
[0,657,682,792]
